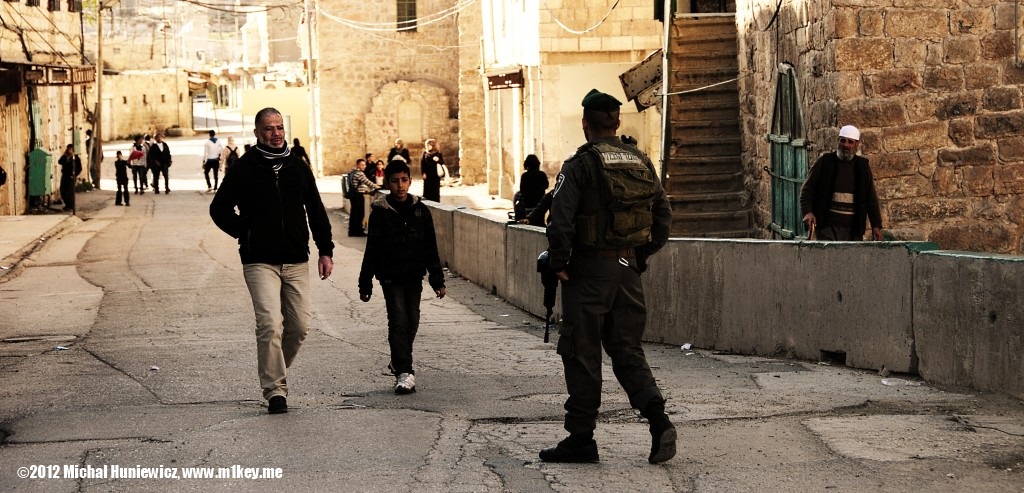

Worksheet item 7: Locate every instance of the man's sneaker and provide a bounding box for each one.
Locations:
[539,436,599,463]
[648,422,677,464]
[267,395,288,414]
[395,373,416,394]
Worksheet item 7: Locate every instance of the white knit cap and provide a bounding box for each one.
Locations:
[838,125,861,140]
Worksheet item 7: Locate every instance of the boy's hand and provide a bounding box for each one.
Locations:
[435,287,446,299]
[360,293,371,302]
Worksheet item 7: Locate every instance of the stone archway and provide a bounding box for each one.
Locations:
[366,80,458,175]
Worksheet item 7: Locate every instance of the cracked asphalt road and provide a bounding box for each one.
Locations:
[1,187,1023,492]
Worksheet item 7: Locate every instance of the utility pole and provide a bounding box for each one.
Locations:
[94,0,105,188]
[303,0,320,176]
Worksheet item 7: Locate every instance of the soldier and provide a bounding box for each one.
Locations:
[541,89,676,464]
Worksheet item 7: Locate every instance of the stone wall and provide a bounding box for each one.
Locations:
[737,0,1024,254]
[101,71,191,140]
[316,0,460,176]
[455,2,484,185]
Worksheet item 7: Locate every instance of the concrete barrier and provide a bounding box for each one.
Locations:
[643,239,938,373]
[452,209,508,297]
[914,252,1024,399]
[429,202,1022,398]
[429,203,456,269]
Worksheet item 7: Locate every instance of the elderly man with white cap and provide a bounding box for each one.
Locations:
[799,124,884,241]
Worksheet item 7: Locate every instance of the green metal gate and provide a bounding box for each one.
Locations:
[767,64,809,239]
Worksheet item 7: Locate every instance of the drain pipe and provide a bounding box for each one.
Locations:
[658,0,672,183]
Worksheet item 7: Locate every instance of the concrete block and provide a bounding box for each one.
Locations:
[505,224,560,320]
[452,209,507,297]
[914,251,1024,399]
[427,203,456,269]
[647,239,937,373]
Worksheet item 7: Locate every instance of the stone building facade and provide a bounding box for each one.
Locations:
[470,0,664,198]
[737,0,1024,253]
[100,71,191,140]
[1,1,93,214]
[314,0,460,176]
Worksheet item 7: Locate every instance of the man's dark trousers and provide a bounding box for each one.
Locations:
[557,256,663,434]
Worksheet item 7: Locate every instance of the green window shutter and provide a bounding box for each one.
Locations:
[767,64,809,239]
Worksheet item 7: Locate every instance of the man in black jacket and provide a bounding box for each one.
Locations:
[148,133,172,194]
[209,107,334,414]
[800,125,884,241]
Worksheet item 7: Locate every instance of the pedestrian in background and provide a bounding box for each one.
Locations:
[129,136,147,194]
[347,158,378,237]
[514,154,549,225]
[387,138,411,165]
[220,136,240,175]
[364,153,378,186]
[292,138,311,168]
[57,144,82,213]
[149,133,172,194]
[542,89,676,465]
[203,130,223,191]
[800,125,884,241]
[142,134,152,191]
[374,159,386,186]
[209,107,334,415]
[85,128,102,189]
[113,150,130,206]
[358,159,446,395]
[420,139,444,202]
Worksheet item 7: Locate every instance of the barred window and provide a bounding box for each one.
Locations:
[396,0,416,32]
[26,0,40,7]
[67,0,81,12]
[47,0,59,10]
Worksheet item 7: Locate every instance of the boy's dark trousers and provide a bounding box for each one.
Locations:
[131,166,146,191]
[381,280,423,375]
[115,181,130,205]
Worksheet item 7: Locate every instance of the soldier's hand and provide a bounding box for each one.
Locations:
[555,270,569,282]
[435,287,446,299]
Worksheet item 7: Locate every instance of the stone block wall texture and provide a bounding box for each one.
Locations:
[316,0,460,176]
[737,0,1024,254]
[102,72,191,140]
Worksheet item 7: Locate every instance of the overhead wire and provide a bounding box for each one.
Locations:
[1,1,79,66]
[543,0,621,36]
[319,0,475,33]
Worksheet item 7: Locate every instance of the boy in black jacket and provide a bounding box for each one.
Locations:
[358,160,446,394]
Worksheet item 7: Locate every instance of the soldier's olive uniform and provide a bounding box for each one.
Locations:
[546,136,673,435]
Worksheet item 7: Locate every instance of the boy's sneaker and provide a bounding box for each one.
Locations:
[394,373,416,394]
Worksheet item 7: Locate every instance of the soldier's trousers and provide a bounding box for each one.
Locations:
[556,256,664,435]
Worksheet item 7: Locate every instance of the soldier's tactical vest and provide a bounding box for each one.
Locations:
[574,141,657,249]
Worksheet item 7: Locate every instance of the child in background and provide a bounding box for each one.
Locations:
[374,159,385,186]
[358,160,446,394]
[114,150,130,206]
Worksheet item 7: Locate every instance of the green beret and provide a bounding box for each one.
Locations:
[581,89,622,112]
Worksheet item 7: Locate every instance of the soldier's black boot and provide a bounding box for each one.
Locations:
[644,400,677,464]
[539,432,599,463]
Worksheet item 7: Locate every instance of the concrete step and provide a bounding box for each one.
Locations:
[670,137,742,158]
[669,208,752,236]
[668,155,744,176]
[669,190,751,213]
[666,171,744,194]
[671,119,740,140]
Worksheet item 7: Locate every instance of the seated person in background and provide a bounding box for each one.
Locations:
[514,154,549,225]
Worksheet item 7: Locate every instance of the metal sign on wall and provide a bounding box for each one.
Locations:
[487,70,524,90]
